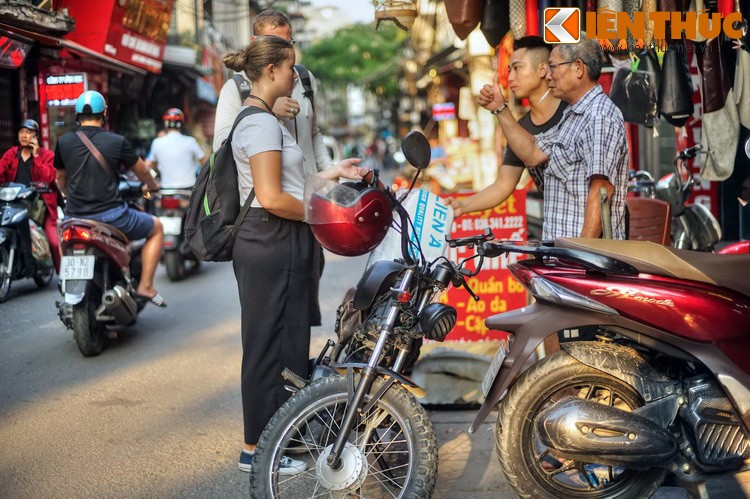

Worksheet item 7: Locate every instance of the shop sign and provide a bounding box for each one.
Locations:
[432,102,456,121]
[440,190,528,342]
[103,0,175,73]
[43,73,87,107]
[0,36,30,69]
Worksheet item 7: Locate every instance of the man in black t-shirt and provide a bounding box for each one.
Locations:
[54,91,166,307]
[448,36,565,217]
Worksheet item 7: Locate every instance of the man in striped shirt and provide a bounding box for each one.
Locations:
[478,36,628,240]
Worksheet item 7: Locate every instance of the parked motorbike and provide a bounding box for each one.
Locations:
[157,188,198,281]
[56,178,150,356]
[0,181,55,302]
[249,131,479,498]
[474,237,750,499]
[629,145,722,251]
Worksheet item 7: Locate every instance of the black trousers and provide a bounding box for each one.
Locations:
[232,208,315,444]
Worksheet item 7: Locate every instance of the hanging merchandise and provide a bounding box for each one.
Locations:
[509,0,527,39]
[658,37,695,127]
[526,0,539,36]
[699,37,739,180]
[697,36,731,114]
[481,0,510,47]
[717,0,733,15]
[538,0,551,41]
[445,0,483,40]
[610,51,661,126]
[735,47,750,129]
[643,0,657,47]
[623,0,641,52]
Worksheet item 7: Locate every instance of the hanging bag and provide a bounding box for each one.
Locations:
[480,0,510,47]
[610,50,662,127]
[658,36,695,127]
[444,0,482,40]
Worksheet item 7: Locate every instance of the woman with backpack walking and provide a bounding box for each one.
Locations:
[221,35,370,475]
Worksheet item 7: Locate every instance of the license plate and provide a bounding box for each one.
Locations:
[61,255,95,280]
[160,216,182,236]
[481,345,507,398]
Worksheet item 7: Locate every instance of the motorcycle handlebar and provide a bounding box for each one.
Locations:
[676,145,702,161]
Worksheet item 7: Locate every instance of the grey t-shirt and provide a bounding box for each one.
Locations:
[231,109,310,207]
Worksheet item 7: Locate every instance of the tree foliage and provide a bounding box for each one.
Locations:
[301,23,407,97]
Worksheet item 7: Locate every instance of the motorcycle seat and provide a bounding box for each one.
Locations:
[556,238,750,299]
[60,218,129,244]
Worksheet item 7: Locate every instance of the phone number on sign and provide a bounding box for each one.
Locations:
[455,216,524,232]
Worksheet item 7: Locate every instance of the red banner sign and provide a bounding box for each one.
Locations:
[440,190,528,341]
[103,0,175,73]
[42,73,87,107]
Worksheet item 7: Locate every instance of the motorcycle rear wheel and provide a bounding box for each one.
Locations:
[73,293,106,357]
[0,245,11,302]
[164,251,185,281]
[495,350,666,499]
[250,375,438,499]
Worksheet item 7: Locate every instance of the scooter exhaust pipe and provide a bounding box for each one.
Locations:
[535,396,677,469]
[102,285,138,326]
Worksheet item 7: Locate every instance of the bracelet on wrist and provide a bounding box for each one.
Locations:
[491,103,508,116]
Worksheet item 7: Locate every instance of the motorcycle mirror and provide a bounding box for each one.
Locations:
[401,131,431,170]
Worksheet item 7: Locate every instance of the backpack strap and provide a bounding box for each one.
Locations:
[76,131,119,179]
[232,74,251,102]
[294,65,315,113]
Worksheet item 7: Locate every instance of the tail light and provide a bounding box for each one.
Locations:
[62,227,91,242]
[509,264,619,315]
[160,197,183,210]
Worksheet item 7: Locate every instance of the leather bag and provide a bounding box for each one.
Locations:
[610,49,662,127]
[445,0,482,40]
[658,38,695,127]
[696,36,731,114]
[480,0,510,47]
[701,89,740,181]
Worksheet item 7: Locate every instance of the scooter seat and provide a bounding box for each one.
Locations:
[556,238,750,299]
[60,218,129,244]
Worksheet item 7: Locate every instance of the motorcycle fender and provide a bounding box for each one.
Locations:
[469,302,616,433]
[163,235,179,250]
[334,362,426,399]
[63,280,88,305]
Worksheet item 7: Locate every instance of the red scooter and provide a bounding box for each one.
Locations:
[56,179,149,356]
[474,237,750,498]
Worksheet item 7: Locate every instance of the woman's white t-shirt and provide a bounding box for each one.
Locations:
[231,109,311,207]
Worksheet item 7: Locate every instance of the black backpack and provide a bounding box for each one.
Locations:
[185,106,268,262]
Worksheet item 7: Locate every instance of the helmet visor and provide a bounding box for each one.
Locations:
[304,174,382,225]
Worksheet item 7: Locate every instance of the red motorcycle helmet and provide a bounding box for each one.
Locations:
[162,108,185,128]
[305,175,393,257]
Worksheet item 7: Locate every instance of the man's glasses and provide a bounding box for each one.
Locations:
[290,36,296,45]
[548,59,577,73]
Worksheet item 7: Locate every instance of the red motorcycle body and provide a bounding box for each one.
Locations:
[60,219,131,272]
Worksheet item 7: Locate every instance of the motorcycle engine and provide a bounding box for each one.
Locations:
[680,376,750,469]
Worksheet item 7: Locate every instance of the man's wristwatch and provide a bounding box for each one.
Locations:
[491,102,508,115]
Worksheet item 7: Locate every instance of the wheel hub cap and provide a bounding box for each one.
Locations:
[316,442,366,491]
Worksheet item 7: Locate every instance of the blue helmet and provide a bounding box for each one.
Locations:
[75,91,106,114]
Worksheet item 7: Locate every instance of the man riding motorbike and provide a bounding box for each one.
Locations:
[53,90,166,307]
[0,119,60,272]
[145,108,206,189]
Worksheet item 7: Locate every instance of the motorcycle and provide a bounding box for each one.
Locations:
[473,237,750,499]
[0,181,55,302]
[629,145,722,251]
[157,188,199,281]
[56,178,150,357]
[249,131,482,498]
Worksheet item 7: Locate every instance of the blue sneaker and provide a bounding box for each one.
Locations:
[238,450,254,472]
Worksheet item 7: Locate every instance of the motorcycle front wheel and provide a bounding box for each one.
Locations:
[495,350,666,499]
[250,375,438,499]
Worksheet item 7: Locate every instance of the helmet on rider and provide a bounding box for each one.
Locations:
[162,108,185,129]
[75,91,107,116]
[18,119,39,136]
[304,175,392,257]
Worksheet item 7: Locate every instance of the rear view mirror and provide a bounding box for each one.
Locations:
[401,131,431,170]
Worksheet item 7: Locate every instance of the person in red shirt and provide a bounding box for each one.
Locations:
[0,119,60,272]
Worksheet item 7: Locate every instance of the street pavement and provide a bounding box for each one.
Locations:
[1,251,749,498]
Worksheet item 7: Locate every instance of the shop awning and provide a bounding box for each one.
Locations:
[0,22,146,75]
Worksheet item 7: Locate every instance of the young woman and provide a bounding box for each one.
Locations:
[221,35,369,475]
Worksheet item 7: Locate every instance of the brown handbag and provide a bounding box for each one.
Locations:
[444,0,482,40]
[696,37,731,114]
